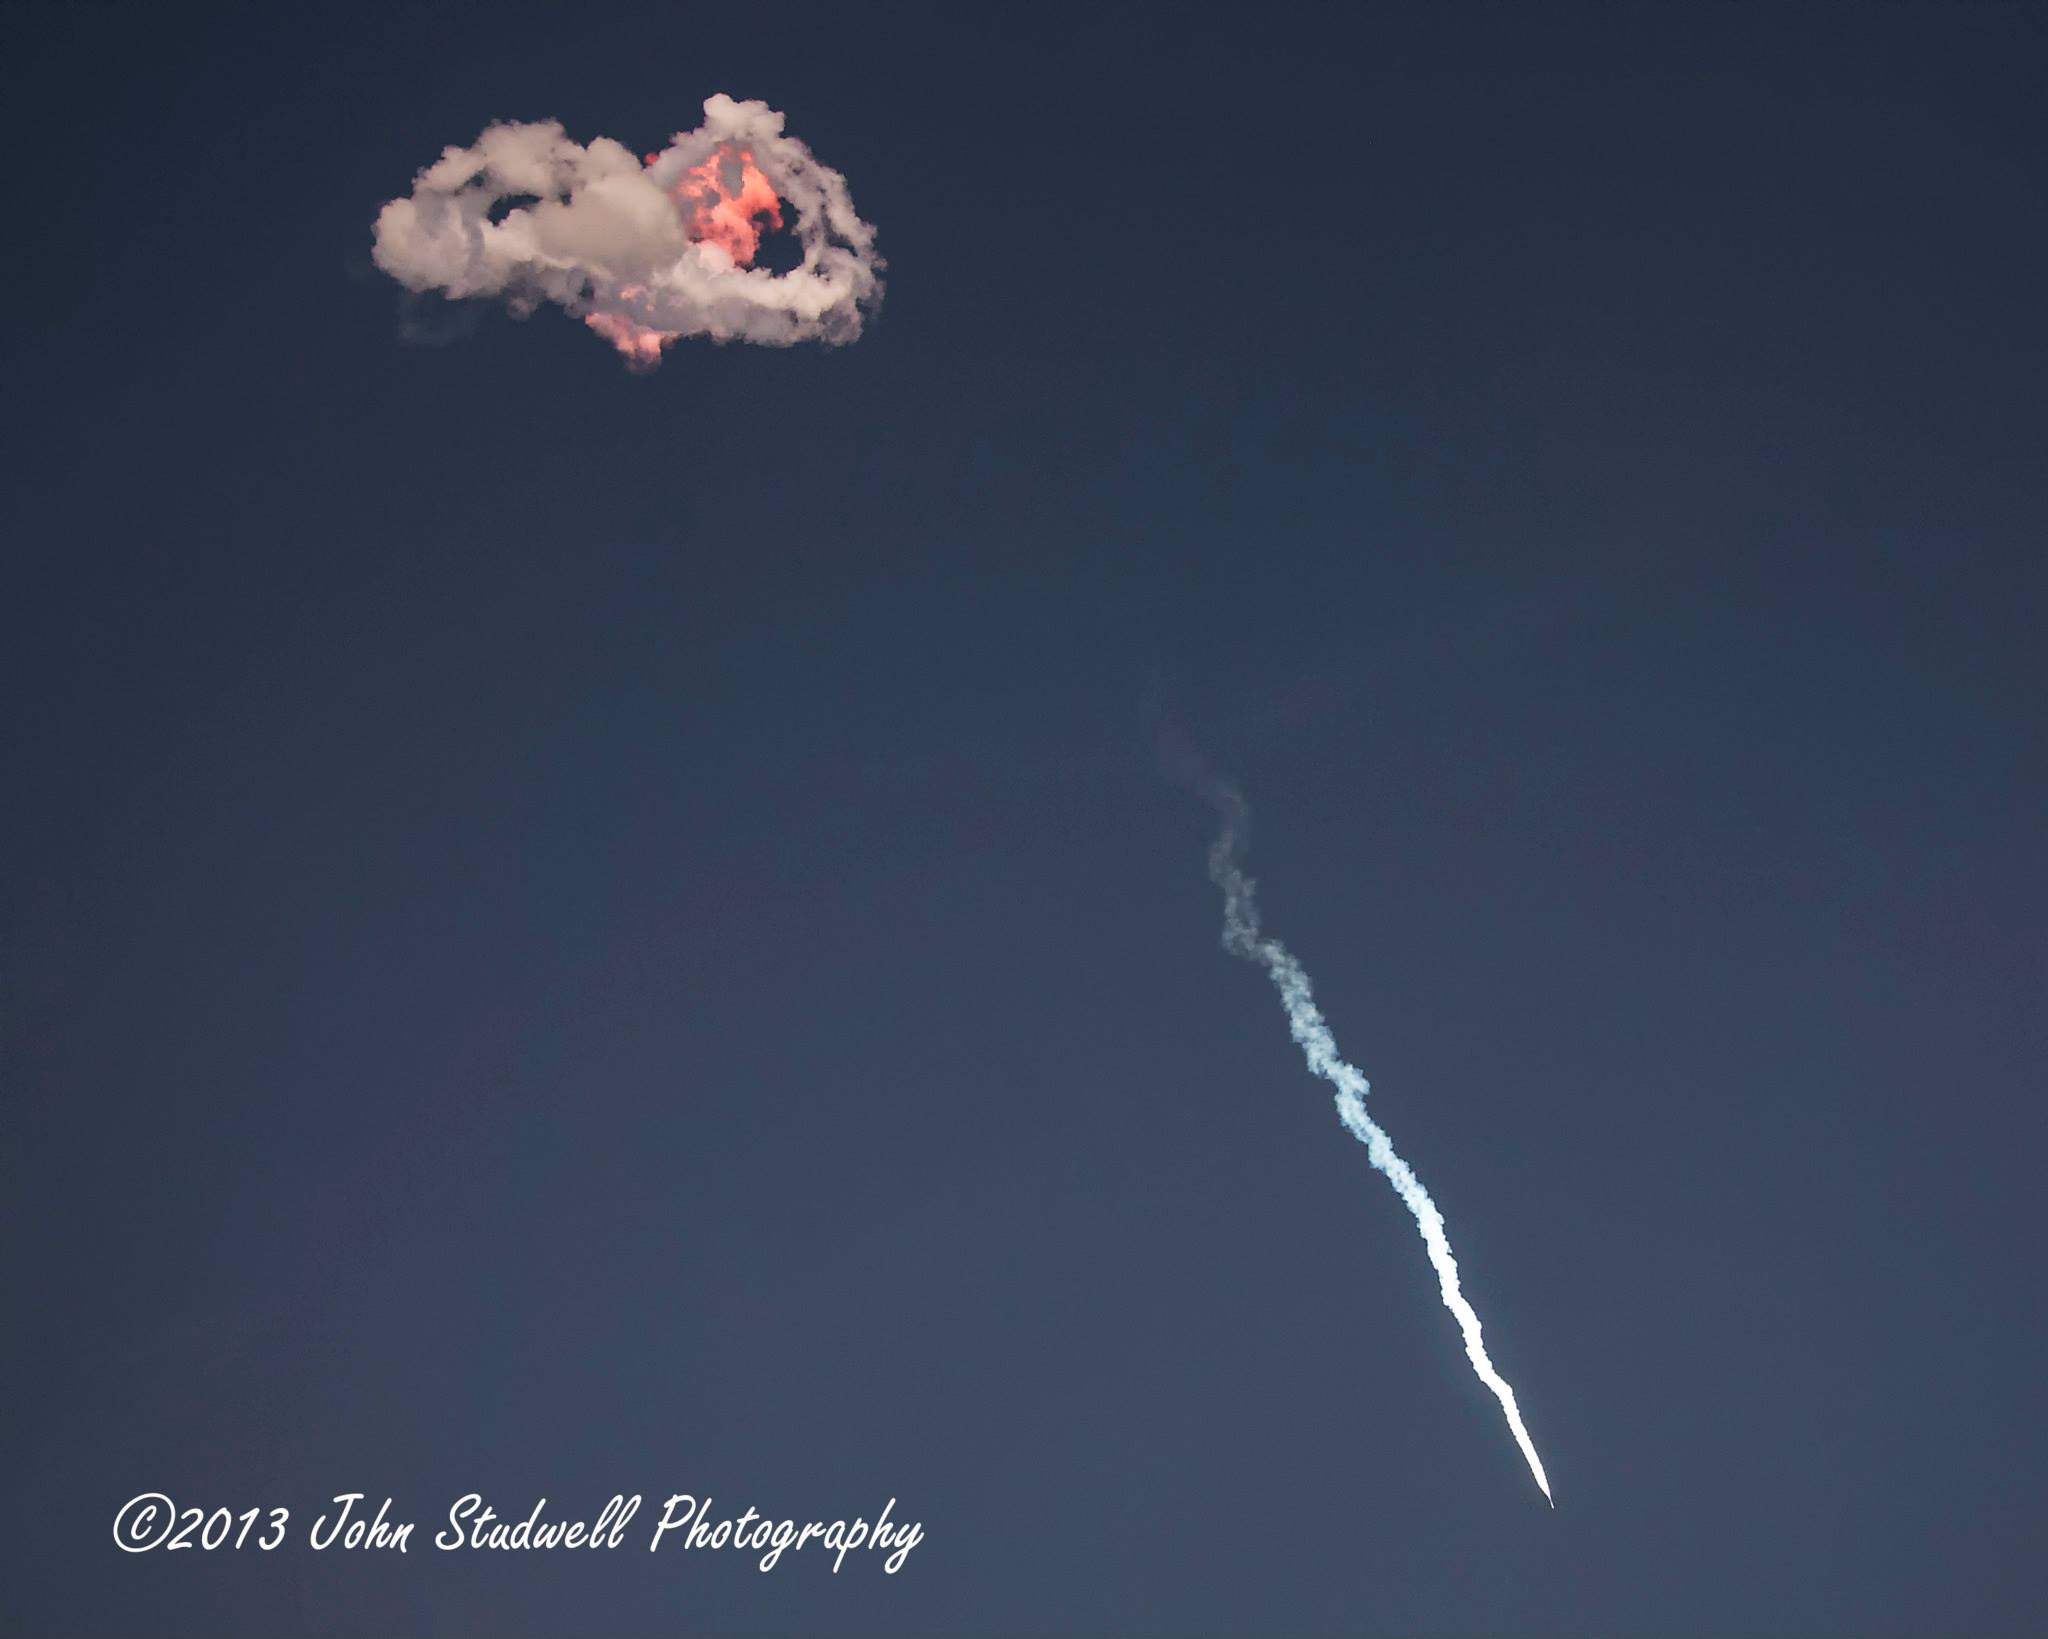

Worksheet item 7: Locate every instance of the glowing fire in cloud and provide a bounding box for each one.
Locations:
[588,142,787,363]
[664,144,784,265]
[373,96,882,371]
[584,291,670,368]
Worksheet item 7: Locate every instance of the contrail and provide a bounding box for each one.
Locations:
[1170,743,1554,1504]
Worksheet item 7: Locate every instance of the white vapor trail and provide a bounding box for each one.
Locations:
[1185,763,1553,1504]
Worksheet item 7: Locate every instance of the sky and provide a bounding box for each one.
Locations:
[3,3,2045,1634]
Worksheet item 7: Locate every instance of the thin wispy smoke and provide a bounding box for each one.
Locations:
[1163,728,1554,1503]
[372,94,881,368]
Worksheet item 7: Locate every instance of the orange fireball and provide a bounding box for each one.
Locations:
[667,143,783,265]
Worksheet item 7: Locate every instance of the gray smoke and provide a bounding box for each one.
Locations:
[372,95,881,369]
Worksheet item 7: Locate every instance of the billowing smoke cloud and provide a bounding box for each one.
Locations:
[372,94,881,369]
[1163,730,1555,1504]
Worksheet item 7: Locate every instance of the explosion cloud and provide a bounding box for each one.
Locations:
[372,94,881,369]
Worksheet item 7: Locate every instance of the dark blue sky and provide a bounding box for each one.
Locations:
[5,3,2045,1634]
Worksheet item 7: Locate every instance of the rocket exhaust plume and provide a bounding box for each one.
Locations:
[372,94,881,369]
[1165,733,1555,1504]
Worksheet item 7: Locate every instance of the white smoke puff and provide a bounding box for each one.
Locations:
[372,94,882,369]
